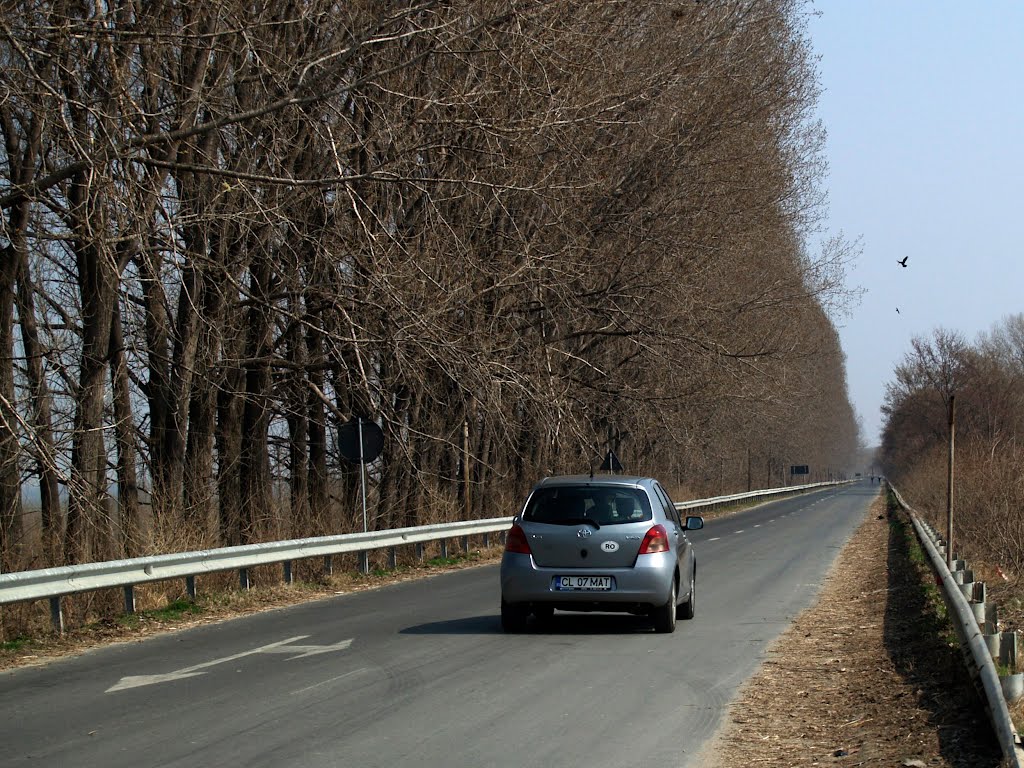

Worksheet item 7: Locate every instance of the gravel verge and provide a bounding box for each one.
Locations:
[700,493,1004,767]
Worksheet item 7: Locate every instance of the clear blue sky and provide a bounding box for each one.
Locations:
[808,1,1024,447]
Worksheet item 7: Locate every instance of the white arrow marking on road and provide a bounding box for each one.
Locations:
[266,638,353,659]
[106,635,353,693]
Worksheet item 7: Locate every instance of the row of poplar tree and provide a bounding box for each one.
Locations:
[0,0,861,570]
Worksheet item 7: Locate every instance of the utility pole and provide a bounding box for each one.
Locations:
[946,394,956,568]
[463,419,471,520]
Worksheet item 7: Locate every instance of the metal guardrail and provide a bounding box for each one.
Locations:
[0,517,514,631]
[674,480,840,511]
[0,479,844,632]
[890,485,1024,767]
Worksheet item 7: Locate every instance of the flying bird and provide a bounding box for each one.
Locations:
[896,307,901,314]
[898,256,908,267]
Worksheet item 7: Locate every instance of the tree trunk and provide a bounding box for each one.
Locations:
[109,299,142,557]
[182,278,219,543]
[239,248,274,543]
[13,238,61,565]
[216,284,245,547]
[138,244,176,528]
[329,360,361,531]
[163,259,203,521]
[0,245,23,571]
[65,175,117,565]
[184,373,217,542]
[307,327,329,536]
[285,313,309,539]
[186,243,230,542]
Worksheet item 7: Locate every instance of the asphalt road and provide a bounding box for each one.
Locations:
[0,481,879,768]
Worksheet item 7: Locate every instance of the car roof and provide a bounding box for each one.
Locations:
[533,474,655,490]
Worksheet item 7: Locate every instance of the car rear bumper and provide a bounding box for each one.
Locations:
[500,551,676,609]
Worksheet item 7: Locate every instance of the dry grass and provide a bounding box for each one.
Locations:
[1009,700,1024,735]
[702,495,1003,768]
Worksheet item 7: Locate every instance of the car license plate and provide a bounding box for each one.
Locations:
[553,575,613,591]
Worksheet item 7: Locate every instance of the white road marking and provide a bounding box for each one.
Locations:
[106,636,353,693]
[708,537,721,541]
[274,639,354,660]
[291,667,371,696]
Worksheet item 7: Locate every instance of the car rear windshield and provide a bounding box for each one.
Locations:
[522,486,653,526]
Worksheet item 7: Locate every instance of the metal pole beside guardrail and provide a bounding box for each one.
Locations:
[890,485,1024,767]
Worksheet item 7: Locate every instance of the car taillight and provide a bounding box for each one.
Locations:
[638,524,670,554]
[504,524,532,554]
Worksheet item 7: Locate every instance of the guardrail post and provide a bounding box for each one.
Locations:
[461,535,469,553]
[358,552,369,574]
[388,547,397,569]
[899,502,1022,764]
[123,585,135,614]
[1001,631,1018,670]
[986,632,1002,659]
[49,596,64,635]
[283,561,293,585]
[186,575,197,600]
[988,603,1000,635]
[1001,632,1024,703]
[239,568,250,590]
[483,532,490,548]
[416,543,424,561]
[1001,674,1024,702]
[440,539,448,559]
[323,555,333,576]
[953,567,972,584]
[974,581,987,603]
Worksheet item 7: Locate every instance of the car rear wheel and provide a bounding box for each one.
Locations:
[652,577,677,633]
[679,566,695,620]
[501,599,529,633]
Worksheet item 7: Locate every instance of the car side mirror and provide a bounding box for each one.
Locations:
[684,516,704,530]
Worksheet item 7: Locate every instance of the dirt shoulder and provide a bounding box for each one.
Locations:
[700,493,1004,767]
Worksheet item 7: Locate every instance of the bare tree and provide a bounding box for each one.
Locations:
[0,0,862,573]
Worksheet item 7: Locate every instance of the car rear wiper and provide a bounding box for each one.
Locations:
[551,517,601,529]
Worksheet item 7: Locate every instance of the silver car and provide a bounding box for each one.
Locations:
[500,475,703,633]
